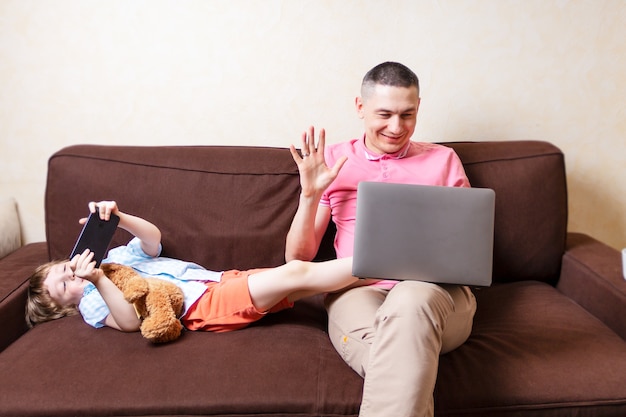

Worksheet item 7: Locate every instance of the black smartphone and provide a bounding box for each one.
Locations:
[69,211,120,267]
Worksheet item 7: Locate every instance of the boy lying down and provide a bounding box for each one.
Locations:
[26,200,373,334]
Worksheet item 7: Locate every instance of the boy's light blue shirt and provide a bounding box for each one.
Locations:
[78,237,222,328]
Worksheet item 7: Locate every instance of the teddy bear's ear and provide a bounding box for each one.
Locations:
[101,263,139,279]
[100,263,120,275]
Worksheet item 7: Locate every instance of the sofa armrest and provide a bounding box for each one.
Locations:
[557,232,626,340]
[0,242,50,352]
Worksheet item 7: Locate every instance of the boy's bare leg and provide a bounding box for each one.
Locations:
[247,257,371,311]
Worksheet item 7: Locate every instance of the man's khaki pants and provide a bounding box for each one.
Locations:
[325,281,477,417]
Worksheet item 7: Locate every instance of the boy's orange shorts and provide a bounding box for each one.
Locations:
[181,268,293,333]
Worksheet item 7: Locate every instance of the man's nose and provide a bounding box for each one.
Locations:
[388,116,402,133]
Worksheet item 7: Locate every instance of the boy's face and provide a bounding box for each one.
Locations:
[44,261,87,307]
[356,84,420,155]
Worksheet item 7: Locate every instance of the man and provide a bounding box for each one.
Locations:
[286,62,477,417]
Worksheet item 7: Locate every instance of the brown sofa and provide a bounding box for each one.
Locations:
[1,141,625,417]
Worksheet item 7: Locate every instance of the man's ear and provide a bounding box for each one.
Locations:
[355,96,364,119]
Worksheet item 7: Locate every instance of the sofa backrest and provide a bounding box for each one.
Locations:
[46,141,566,285]
[46,146,300,271]
[448,141,567,284]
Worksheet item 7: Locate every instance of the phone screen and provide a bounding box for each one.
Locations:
[69,211,120,267]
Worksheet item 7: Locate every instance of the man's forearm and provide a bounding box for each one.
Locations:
[285,195,327,261]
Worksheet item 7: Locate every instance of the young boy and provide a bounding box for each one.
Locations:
[26,200,370,333]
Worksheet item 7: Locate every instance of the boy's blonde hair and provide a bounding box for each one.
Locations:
[25,261,79,328]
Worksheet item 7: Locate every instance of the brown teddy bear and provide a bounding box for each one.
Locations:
[100,263,185,344]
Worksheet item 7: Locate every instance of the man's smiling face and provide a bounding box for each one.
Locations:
[356,84,420,155]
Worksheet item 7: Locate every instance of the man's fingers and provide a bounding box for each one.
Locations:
[316,128,326,155]
[289,144,303,162]
[332,156,348,176]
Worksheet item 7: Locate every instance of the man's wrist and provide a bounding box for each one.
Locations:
[299,191,323,203]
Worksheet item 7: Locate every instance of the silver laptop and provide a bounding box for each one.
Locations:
[352,182,495,287]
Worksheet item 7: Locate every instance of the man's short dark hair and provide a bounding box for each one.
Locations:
[361,62,420,97]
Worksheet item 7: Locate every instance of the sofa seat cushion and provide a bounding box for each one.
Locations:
[435,281,626,416]
[0,297,363,417]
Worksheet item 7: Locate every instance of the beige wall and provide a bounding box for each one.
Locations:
[1,0,625,250]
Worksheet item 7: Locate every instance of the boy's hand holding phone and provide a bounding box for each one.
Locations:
[70,249,103,284]
[70,201,120,268]
[80,200,120,224]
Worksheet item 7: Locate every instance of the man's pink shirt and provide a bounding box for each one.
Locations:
[320,137,470,287]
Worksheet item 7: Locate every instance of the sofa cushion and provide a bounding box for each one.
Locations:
[0,297,363,417]
[45,146,301,272]
[435,281,626,416]
[0,198,21,259]
[446,141,567,285]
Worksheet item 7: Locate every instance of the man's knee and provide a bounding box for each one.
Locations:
[378,281,455,324]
